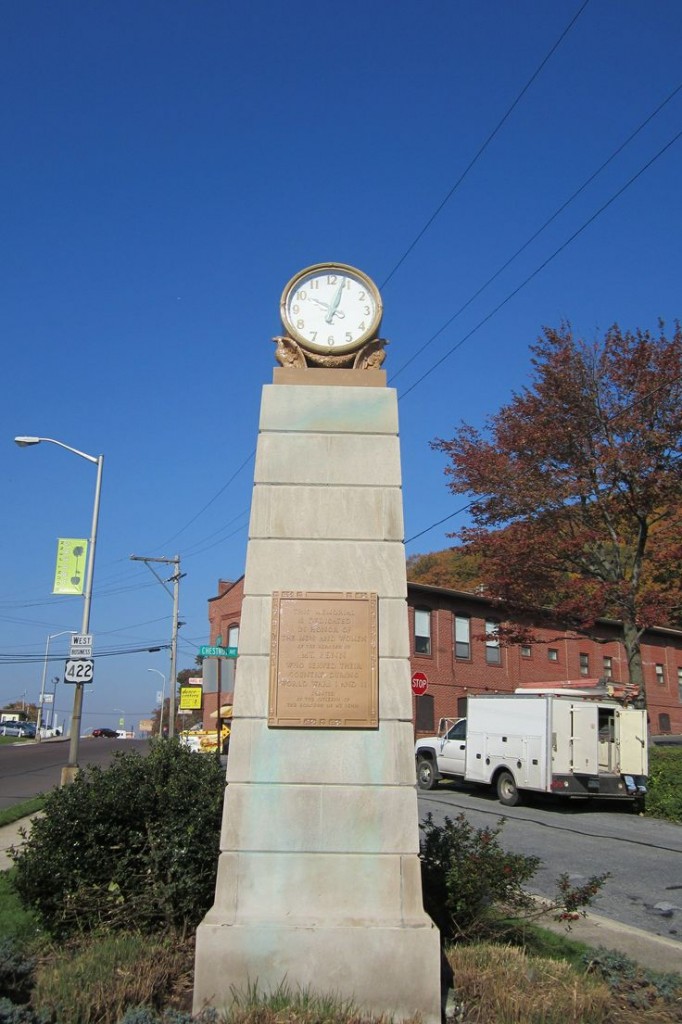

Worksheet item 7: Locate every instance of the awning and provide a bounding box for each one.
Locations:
[209,704,233,719]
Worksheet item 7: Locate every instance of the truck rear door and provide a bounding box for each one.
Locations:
[616,708,648,775]
[570,703,598,774]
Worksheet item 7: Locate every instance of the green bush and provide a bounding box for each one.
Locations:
[419,813,541,940]
[10,741,225,938]
[646,746,682,822]
[419,812,608,943]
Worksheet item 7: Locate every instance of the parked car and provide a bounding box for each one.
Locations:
[0,721,35,737]
[92,727,118,738]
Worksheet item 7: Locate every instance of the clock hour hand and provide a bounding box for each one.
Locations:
[325,282,345,324]
[309,297,331,312]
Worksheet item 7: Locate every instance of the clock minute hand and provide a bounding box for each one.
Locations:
[325,282,345,324]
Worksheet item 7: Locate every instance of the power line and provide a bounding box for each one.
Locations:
[398,128,682,401]
[121,3,587,568]
[0,643,171,665]
[389,79,682,384]
[380,0,591,291]
[154,450,255,549]
[405,501,476,546]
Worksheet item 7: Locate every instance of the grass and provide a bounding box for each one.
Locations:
[0,796,46,828]
[0,870,43,946]
[1,875,681,1024]
[31,932,195,1024]
[2,862,680,1024]
[447,942,613,1023]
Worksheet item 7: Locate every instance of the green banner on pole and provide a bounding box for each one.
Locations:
[53,538,88,595]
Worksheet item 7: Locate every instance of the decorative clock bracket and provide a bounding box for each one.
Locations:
[273,335,388,370]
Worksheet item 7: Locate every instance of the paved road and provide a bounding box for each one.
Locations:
[419,780,682,945]
[0,738,150,810]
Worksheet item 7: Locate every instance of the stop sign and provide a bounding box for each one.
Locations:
[411,671,428,696]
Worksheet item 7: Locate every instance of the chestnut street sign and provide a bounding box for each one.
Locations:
[199,645,237,658]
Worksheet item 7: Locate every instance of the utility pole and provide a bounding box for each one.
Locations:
[130,554,184,738]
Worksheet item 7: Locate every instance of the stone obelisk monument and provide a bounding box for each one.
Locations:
[193,264,441,1022]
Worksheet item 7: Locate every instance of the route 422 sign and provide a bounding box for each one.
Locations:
[64,659,94,684]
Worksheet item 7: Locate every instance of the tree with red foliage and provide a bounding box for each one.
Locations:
[432,322,682,704]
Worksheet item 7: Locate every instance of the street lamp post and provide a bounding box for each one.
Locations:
[37,630,72,741]
[15,436,104,783]
[148,668,167,737]
[49,675,59,730]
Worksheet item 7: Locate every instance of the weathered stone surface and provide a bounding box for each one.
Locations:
[194,379,441,1024]
[258,383,398,434]
[249,484,404,540]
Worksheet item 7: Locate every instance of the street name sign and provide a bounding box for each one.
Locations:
[199,645,237,658]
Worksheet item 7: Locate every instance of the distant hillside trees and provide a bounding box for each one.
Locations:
[406,547,482,590]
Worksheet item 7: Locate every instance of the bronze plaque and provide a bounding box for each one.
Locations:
[268,591,378,728]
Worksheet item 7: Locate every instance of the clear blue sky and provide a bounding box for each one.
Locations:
[2,1,680,733]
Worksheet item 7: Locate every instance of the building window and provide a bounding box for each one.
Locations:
[415,693,434,733]
[579,653,589,677]
[485,620,501,665]
[454,615,470,660]
[227,624,239,650]
[520,645,532,658]
[659,713,671,733]
[603,656,613,680]
[414,608,431,655]
[548,648,559,662]
[655,663,665,686]
[678,668,682,704]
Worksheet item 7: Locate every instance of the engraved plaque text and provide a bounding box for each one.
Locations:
[268,591,378,728]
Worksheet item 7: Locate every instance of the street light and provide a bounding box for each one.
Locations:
[148,668,167,737]
[14,435,104,783]
[37,630,72,741]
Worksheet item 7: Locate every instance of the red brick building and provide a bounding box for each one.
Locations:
[204,577,682,736]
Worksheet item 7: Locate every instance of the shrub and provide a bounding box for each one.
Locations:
[419,812,608,942]
[0,938,36,1005]
[646,746,682,822]
[0,999,49,1024]
[584,946,682,1006]
[419,813,541,940]
[10,741,225,937]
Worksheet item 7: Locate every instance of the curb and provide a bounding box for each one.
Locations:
[534,901,681,974]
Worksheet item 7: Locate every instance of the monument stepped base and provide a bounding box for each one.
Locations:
[194,919,440,1021]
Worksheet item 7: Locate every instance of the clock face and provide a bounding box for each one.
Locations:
[281,263,382,354]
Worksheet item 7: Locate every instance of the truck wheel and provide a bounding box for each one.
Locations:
[416,757,438,791]
[496,770,520,807]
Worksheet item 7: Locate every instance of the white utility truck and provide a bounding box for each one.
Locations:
[415,693,648,807]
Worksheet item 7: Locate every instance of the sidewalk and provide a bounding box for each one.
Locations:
[0,814,41,872]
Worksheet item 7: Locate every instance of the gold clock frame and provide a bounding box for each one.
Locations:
[279,262,383,356]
